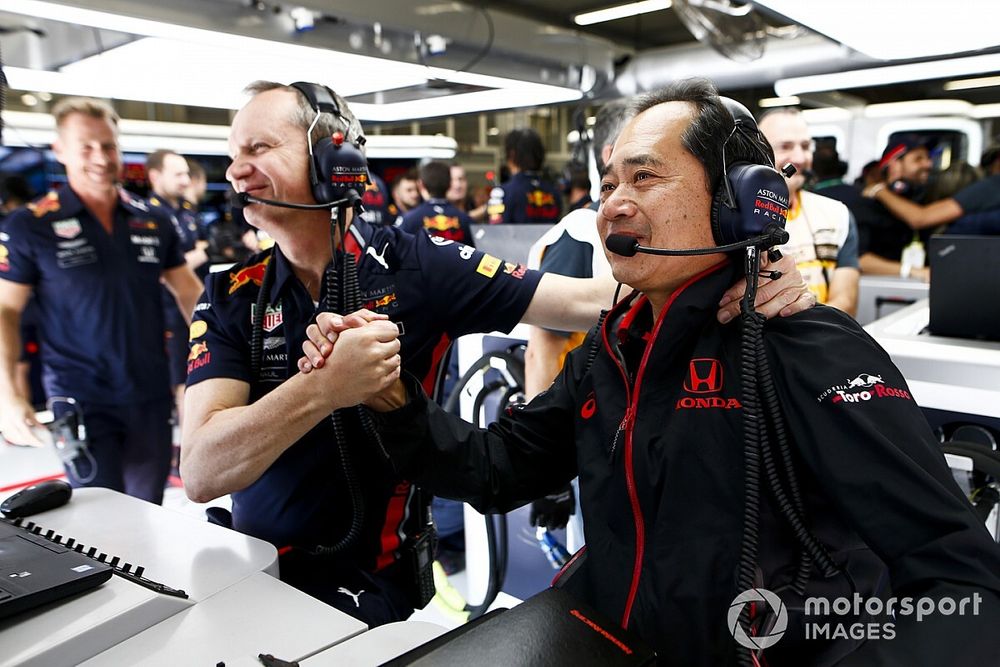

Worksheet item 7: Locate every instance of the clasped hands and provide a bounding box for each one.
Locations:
[298,310,408,411]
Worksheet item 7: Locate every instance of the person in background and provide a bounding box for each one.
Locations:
[759,109,859,315]
[856,135,934,280]
[446,162,486,222]
[389,169,421,223]
[147,149,209,427]
[866,147,1000,236]
[401,160,475,247]
[0,175,35,218]
[0,98,202,503]
[488,128,562,224]
[562,162,593,213]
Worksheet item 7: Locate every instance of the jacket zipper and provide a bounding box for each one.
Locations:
[602,264,730,630]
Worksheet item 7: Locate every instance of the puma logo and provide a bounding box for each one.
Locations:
[337,586,365,608]
[366,243,389,270]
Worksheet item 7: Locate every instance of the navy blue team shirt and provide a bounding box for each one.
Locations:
[400,198,475,246]
[186,221,540,567]
[0,187,184,405]
[488,171,562,224]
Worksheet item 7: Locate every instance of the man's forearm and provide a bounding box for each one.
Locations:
[0,310,26,402]
[182,373,350,501]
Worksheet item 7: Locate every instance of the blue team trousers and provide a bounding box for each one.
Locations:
[57,398,174,504]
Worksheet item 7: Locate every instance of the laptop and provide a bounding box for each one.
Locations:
[0,520,113,620]
[928,235,1000,341]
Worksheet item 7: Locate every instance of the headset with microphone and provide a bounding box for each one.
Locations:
[606,97,794,262]
[230,81,369,213]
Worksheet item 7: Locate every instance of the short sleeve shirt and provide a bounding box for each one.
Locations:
[186,222,542,553]
[0,187,184,404]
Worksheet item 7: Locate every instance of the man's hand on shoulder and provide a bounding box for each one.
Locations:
[716,251,815,324]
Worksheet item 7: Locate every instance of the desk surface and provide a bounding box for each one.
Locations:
[303,620,448,666]
[82,571,367,667]
[0,488,278,666]
[864,299,1000,418]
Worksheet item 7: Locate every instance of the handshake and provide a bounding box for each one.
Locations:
[297,310,408,412]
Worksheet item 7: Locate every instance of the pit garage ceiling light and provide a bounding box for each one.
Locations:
[2,0,581,120]
[574,0,672,26]
[752,0,1000,60]
[774,52,1000,97]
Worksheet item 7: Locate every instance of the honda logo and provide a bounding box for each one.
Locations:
[684,358,723,394]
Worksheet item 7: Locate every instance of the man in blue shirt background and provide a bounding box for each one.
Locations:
[0,97,203,504]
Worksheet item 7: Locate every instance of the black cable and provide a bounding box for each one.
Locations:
[417,5,495,75]
[736,249,764,667]
[0,38,6,145]
[442,351,526,414]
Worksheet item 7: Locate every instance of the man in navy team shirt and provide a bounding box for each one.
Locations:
[400,160,475,246]
[0,97,203,504]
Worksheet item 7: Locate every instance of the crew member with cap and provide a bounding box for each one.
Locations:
[327,79,1000,665]
[759,109,859,315]
[866,145,1000,236]
[400,160,475,246]
[488,128,562,224]
[0,98,203,503]
[857,134,934,279]
[185,80,813,626]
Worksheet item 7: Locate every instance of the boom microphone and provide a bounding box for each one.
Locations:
[605,225,789,258]
[228,189,363,212]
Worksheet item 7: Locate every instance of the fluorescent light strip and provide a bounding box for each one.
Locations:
[751,0,1000,60]
[775,53,1000,97]
[862,100,972,119]
[574,0,672,26]
[3,1,581,120]
[758,96,800,108]
[944,75,1000,92]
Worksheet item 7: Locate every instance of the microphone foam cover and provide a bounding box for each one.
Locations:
[606,234,639,257]
[228,190,251,209]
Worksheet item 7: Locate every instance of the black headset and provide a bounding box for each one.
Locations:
[710,98,790,248]
[289,82,370,205]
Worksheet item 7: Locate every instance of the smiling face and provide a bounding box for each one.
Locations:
[597,101,721,307]
[150,152,191,202]
[759,111,812,196]
[53,112,122,197]
[226,88,318,230]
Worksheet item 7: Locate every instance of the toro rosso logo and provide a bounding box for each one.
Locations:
[816,372,912,405]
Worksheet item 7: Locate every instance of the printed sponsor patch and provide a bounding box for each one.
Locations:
[189,320,208,340]
[187,341,211,373]
[229,258,270,295]
[0,245,8,272]
[52,218,82,239]
[816,372,912,406]
[476,254,502,278]
[28,192,60,218]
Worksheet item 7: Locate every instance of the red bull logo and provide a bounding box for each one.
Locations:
[525,190,556,207]
[28,192,61,218]
[187,341,211,373]
[363,293,397,310]
[228,257,270,295]
[424,215,459,232]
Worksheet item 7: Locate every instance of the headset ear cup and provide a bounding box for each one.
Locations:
[711,184,728,247]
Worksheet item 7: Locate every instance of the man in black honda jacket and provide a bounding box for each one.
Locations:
[304,79,1000,665]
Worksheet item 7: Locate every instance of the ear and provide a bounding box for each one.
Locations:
[51,136,66,166]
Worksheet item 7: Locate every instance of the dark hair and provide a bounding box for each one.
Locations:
[0,174,35,206]
[630,78,773,194]
[419,160,452,198]
[567,165,591,192]
[146,149,179,173]
[592,98,632,173]
[391,168,418,190]
[504,128,545,171]
[812,146,847,180]
[187,159,206,180]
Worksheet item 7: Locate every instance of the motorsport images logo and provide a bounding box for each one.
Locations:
[728,588,788,650]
